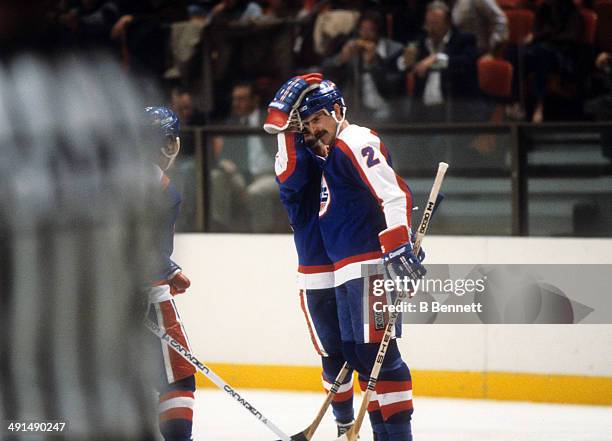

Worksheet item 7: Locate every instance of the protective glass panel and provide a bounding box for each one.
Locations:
[379,130,513,236]
[526,127,612,237]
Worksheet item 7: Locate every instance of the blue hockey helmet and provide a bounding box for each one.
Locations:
[144,106,181,170]
[144,106,180,138]
[297,80,346,121]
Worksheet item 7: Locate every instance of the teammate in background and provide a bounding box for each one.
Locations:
[267,74,356,436]
[265,78,425,441]
[144,107,196,441]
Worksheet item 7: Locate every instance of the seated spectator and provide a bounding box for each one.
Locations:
[172,88,206,125]
[170,88,206,152]
[110,0,188,77]
[211,82,287,233]
[585,52,612,161]
[167,88,206,231]
[322,10,405,122]
[259,0,301,21]
[57,0,120,49]
[452,0,508,56]
[507,0,585,122]
[206,0,264,24]
[586,52,612,117]
[399,1,480,122]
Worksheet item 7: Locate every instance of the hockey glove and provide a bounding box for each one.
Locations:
[379,225,426,285]
[169,271,191,296]
[264,73,323,134]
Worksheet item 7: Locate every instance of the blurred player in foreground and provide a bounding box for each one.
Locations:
[265,77,426,441]
[270,74,356,437]
[144,107,196,441]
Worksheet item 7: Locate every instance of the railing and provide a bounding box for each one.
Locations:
[170,122,612,237]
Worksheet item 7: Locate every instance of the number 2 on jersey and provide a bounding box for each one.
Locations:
[361,146,380,167]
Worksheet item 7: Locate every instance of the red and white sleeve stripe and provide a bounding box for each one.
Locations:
[275,132,297,183]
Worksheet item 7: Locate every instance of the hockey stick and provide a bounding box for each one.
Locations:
[279,362,353,441]
[335,162,449,441]
[144,317,292,441]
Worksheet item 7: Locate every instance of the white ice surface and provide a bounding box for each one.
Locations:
[191,389,612,441]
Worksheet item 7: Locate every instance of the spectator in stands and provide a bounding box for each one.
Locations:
[398,0,480,122]
[586,52,612,120]
[172,88,206,126]
[206,0,263,24]
[509,0,585,122]
[382,0,427,44]
[585,52,612,161]
[57,0,120,49]
[452,0,508,56]
[211,82,287,233]
[259,0,302,21]
[110,0,188,78]
[322,10,405,122]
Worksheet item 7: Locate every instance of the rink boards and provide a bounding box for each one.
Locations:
[172,234,612,406]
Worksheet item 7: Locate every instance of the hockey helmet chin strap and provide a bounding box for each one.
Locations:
[161,136,180,171]
[331,104,347,139]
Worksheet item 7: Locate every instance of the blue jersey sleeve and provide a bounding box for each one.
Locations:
[157,177,182,281]
[275,132,322,229]
[274,132,320,191]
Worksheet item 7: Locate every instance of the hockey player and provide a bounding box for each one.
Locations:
[145,106,196,441]
[266,74,356,436]
[266,78,425,441]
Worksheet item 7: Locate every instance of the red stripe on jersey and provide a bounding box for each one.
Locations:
[380,400,413,419]
[333,251,382,270]
[298,263,335,274]
[335,139,384,208]
[379,139,412,228]
[159,407,193,422]
[376,380,413,394]
[396,176,412,228]
[160,390,194,403]
[299,290,323,356]
[277,133,297,183]
[378,138,390,162]
[159,301,196,381]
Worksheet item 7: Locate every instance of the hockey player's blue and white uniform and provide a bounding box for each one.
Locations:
[318,124,415,441]
[275,132,354,424]
[318,125,413,287]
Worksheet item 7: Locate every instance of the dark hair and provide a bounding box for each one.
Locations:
[232,81,260,98]
[427,0,451,22]
[358,10,384,34]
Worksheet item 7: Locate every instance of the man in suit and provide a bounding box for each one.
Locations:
[399,1,480,123]
[212,82,288,232]
[322,10,405,122]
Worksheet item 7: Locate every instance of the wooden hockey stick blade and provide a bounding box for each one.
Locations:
[275,363,353,441]
[278,430,311,441]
